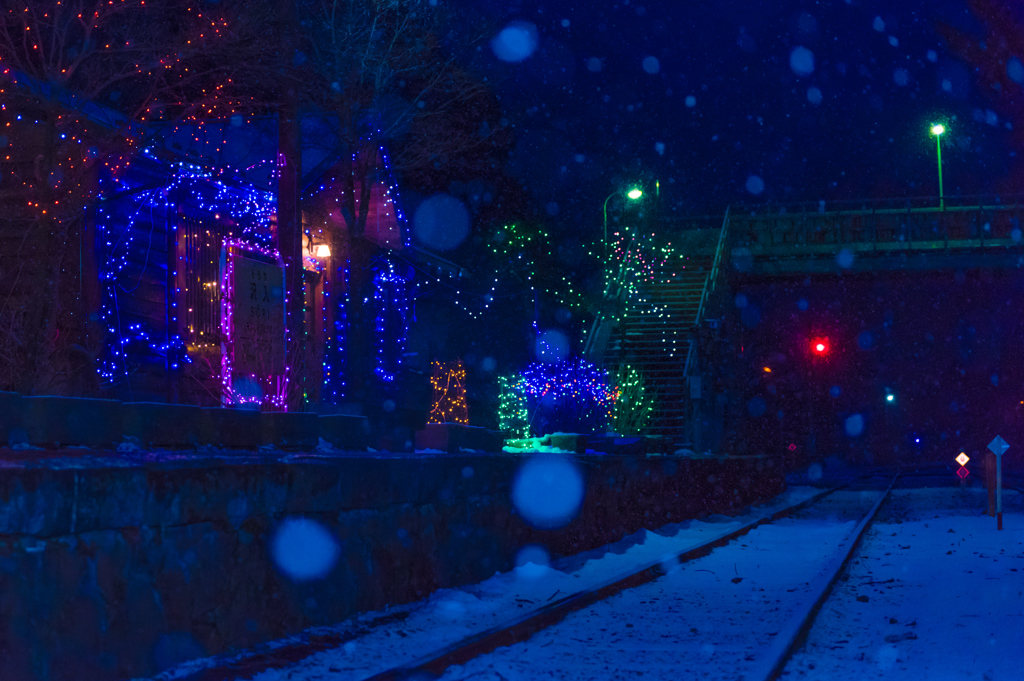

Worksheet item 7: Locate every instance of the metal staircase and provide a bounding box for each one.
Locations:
[605,265,708,437]
[605,208,731,441]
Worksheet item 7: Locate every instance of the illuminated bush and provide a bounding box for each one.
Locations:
[517,359,616,436]
[611,364,657,436]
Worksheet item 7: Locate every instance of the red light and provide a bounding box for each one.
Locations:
[815,343,825,352]
[811,337,830,355]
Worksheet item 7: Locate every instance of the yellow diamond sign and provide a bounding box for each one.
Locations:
[956,452,970,466]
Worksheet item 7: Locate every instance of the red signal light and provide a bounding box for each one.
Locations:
[811,337,829,356]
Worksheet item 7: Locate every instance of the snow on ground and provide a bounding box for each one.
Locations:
[152,486,822,681]
[783,486,1024,680]
[431,486,1023,681]
[436,489,884,681]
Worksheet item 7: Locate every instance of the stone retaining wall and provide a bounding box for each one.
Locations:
[0,448,783,680]
[0,392,369,450]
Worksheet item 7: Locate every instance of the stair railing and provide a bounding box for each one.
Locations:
[683,206,730,380]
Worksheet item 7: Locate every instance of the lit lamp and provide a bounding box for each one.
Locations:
[306,232,331,259]
[930,123,945,210]
[603,186,644,266]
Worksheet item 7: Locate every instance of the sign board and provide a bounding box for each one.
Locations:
[955,452,970,467]
[988,436,1009,457]
[987,436,1009,530]
[230,256,285,377]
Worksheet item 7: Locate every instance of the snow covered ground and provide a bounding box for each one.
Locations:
[432,486,1023,681]
[784,486,1024,680]
[435,488,886,681]
[147,486,823,681]
[151,483,1022,681]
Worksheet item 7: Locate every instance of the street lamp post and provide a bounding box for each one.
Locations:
[931,124,945,210]
[584,186,644,361]
[602,186,644,270]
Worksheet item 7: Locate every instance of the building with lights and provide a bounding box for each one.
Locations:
[0,88,458,415]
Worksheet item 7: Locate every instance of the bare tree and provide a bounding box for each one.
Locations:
[0,0,275,393]
[304,0,501,232]
[298,0,508,403]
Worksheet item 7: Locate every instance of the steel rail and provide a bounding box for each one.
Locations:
[750,473,899,681]
[360,474,874,681]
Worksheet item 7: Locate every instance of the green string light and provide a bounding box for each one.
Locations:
[498,375,530,438]
[611,364,657,436]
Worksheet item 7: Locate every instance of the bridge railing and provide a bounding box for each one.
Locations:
[730,194,1024,216]
[728,197,1024,253]
[662,196,1024,255]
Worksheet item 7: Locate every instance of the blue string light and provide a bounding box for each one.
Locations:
[519,359,617,406]
[96,155,278,395]
[518,359,618,435]
[372,259,409,383]
[322,262,348,401]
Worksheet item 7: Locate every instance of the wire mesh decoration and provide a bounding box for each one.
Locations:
[429,360,469,425]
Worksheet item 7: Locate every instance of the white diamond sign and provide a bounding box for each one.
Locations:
[988,436,1010,457]
[956,452,970,466]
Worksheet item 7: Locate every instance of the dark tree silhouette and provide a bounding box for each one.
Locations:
[0,0,274,393]
[296,0,511,405]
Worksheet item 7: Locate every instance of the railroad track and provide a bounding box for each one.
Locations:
[362,472,899,681]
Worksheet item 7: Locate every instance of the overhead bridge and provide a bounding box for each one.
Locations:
[603,196,1024,446]
[707,195,1024,275]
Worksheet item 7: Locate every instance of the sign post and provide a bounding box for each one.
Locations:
[955,452,970,482]
[988,436,1009,531]
[986,451,996,517]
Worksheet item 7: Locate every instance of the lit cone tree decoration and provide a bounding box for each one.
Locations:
[429,360,469,425]
[498,375,530,439]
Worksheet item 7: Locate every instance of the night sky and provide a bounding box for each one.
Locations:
[450,0,1015,231]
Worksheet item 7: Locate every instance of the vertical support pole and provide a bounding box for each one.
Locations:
[690,376,702,453]
[997,453,1003,530]
[82,166,101,356]
[166,208,180,404]
[278,0,304,411]
[936,134,944,210]
[986,451,996,517]
[692,400,701,453]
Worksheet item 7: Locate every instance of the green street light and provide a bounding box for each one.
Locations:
[603,186,645,266]
[930,123,945,210]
